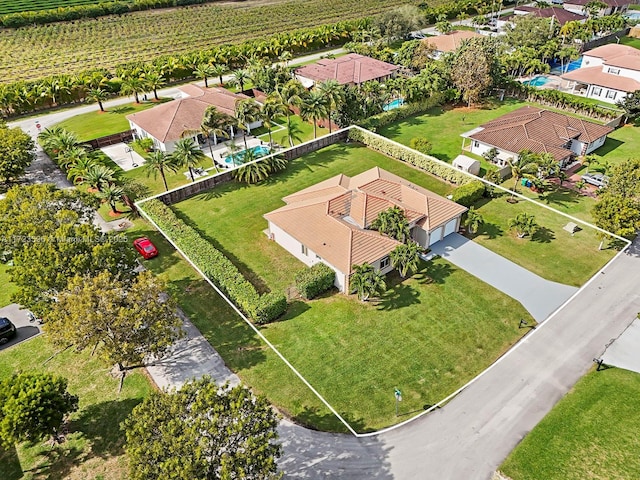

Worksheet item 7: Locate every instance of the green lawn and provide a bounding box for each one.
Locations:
[501,368,640,480]
[0,336,153,480]
[0,263,18,308]
[166,143,532,431]
[620,35,640,49]
[54,101,166,142]
[590,123,640,168]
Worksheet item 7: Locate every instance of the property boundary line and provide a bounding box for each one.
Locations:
[136,124,630,438]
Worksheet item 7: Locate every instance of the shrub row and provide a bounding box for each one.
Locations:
[142,199,286,324]
[358,93,445,131]
[348,127,471,185]
[1,0,211,28]
[295,263,335,300]
[451,180,485,207]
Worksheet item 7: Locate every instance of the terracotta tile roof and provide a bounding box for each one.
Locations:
[423,30,482,53]
[507,6,586,24]
[294,53,399,86]
[265,167,466,274]
[562,65,640,92]
[468,106,613,161]
[564,0,633,7]
[582,44,640,71]
[127,85,250,143]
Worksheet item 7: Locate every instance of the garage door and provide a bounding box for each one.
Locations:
[429,226,443,246]
[443,218,458,237]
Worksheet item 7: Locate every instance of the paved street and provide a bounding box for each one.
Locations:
[0,304,42,352]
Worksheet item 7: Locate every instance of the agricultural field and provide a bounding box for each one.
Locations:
[0,0,104,15]
[0,0,415,84]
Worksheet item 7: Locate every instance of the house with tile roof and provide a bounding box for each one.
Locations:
[127,84,262,153]
[263,167,467,293]
[497,5,587,30]
[562,0,634,16]
[293,53,400,88]
[461,106,613,168]
[561,44,640,102]
[422,30,483,59]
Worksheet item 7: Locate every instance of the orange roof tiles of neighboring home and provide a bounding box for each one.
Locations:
[509,6,586,25]
[423,30,482,53]
[564,0,633,6]
[467,106,613,161]
[265,167,466,274]
[127,85,250,143]
[562,65,640,93]
[583,44,640,60]
[294,53,399,86]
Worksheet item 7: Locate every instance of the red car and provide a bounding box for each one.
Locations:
[133,237,158,259]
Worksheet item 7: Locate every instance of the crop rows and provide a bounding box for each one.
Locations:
[0,0,415,84]
[0,0,106,15]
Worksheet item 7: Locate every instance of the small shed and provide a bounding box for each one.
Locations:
[452,155,481,176]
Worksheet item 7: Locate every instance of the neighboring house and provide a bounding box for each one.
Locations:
[264,167,467,293]
[461,106,613,167]
[293,53,399,88]
[497,6,586,30]
[422,30,482,59]
[127,84,262,153]
[562,44,640,102]
[562,0,634,16]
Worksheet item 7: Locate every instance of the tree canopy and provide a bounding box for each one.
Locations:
[0,373,78,448]
[122,376,281,480]
[0,122,35,184]
[617,90,640,122]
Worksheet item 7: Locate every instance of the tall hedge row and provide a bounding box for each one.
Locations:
[451,180,485,207]
[142,199,286,324]
[348,127,472,185]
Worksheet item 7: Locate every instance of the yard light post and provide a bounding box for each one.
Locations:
[125,146,138,168]
[394,388,402,417]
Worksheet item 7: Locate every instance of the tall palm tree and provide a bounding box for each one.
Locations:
[193,63,215,88]
[98,184,125,216]
[120,75,146,103]
[143,69,166,101]
[260,93,288,146]
[390,242,422,278]
[278,79,306,147]
[145,150,179,191]
[211,64,226,85]
[171,138,205,182]
[87,88,109,112]
[508,150,539,194]
[316,80,344,133]
[349,263,386,302]
[299,90,329,139]
[235,99,261,150]
[231,69,250,92]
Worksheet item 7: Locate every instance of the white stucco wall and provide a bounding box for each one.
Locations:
[583,135,607,154]
[585,84,627,102]
[605,65,640,82]
[469,140,516,166]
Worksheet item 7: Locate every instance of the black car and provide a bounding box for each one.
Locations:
[0,317,16,344]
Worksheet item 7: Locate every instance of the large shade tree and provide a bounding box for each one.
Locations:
[122,376,281,480]
[0,122,35,184]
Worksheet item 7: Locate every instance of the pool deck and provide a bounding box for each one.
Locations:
[200,136,265,168]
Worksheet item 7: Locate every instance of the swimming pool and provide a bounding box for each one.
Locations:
[550,58,583,75]
[523,76,550,87]
[624,11,640,20]
[224,145,271,166]
[383,98,404,111]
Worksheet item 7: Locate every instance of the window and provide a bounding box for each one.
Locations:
[473,141,479,148]
[607,67,620,75]
[301,244,308,256]
[592,87,602,96]
[380,256,390,269]
[606,90,617,100]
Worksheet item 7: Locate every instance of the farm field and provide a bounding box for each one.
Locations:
[0,0,414,84]
[0,0,105,15]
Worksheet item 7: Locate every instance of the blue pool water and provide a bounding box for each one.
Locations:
[383,98,404,111]
[624,11,640,20]
[523,76,550,87]
[550,58,583,75]
[224,145,271,165]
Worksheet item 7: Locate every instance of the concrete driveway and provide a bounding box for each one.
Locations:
[0,304,41,351]
[428,233,578,322]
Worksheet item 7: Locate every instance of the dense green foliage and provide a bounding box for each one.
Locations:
[452,180,485,207]
[295,263,336,300]
[123,376,281,479]
[0,373,78,448]
[0,122,35,184]
[142,199,287,323]
[357,94,445,130]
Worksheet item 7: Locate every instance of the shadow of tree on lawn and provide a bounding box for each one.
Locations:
[377,283,420,311]
[531,226,555,243]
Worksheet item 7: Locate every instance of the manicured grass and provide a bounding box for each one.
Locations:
[167,143,531,430]
[54,101,164,142]
[590,123,640,168]
[500,368,640,480]
[0,263,18,308]
[0,336,153,480]
[469,190,615,286]
[620,35,640,49]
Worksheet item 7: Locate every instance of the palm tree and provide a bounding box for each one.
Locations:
[57,145,89,170]
[278,79,306,147]
[83,164,116,192]
[66,154,97,183]
[143,70,166,101]
[508,150,539,194]
[211,64,226,85]
[98,184,125,215]
[299,90,329,139]
[349,263,386,302]
[145,150,179,191]
[508,213,538,238]
[235,99,260,150]
[87,88,109,112]
[39,127,81,156]
[371,206,410,243]
[260,93,288,146]
[120,75,146,103]
[231,69,250,92]
[390,242,422,278]
[316,80,344,134]
[281,120,303,147]
[232,151,270,184]
[171,138,205,182]
[193,63,215,88]
[463,207,484,234]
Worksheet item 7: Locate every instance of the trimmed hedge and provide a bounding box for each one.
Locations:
[348,127,471,185]
[451,180,485,207]
[358,94,445,132]
[142,199,286,324]
[295,263,335,300]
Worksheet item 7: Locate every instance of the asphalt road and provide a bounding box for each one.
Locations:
[0,304,42,352]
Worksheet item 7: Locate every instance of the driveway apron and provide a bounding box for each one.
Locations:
[428,233,578,322]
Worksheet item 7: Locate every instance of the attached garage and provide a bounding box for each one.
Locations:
[443,218,458,236]
[429,226,443,246]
